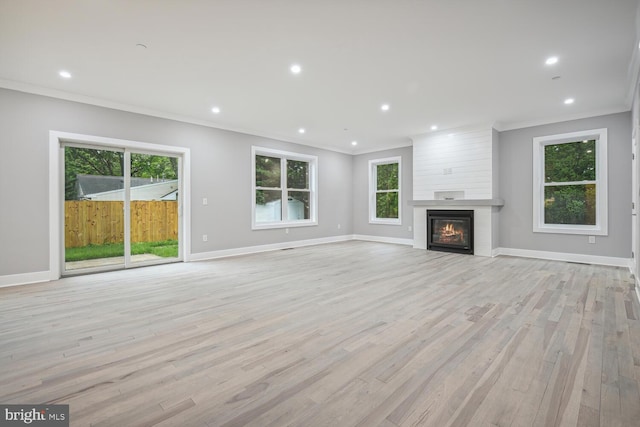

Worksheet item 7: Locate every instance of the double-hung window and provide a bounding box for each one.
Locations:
[369,157,401,225]
[532,128,607,235]
[252,146,317,229]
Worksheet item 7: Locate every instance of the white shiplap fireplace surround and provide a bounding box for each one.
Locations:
[411,125,503,256]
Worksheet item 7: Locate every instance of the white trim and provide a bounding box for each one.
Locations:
[251,146,318,230]
[0,79,355,155]
[181,154,192,262]
[494,247,630,268]
[532,128,608,236]
[353,234,413,246]
[123,151,132,266]
[351,140,413,155]
[0,80,628,156]
[49,133,62,280]
[189,235,352,261]
[0,271,51,288]
[495,107,629,132]
[189,234,415,262]
[369,156,402,225]
[49,131,191,278]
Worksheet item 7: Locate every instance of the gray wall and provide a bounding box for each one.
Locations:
[0,88,353,276]
[498,112,631,257]
[352,146,413,239]
[0,87,632,279]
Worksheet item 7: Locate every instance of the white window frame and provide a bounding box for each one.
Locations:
[251,146,318,229]
[49,131,191,281]
[369,156,402,225]
[532,128,607,235]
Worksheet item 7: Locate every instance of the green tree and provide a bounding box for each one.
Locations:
[65,147,178,200]
[287,160,309,189]
[255,155,281,205]
[376,163,399,219]
[544,140,596,225]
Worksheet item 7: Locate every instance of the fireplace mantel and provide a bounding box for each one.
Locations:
[409,199,504,207]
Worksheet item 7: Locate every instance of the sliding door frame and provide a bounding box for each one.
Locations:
[49,131,191,280]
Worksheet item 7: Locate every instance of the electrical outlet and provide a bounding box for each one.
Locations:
[588,236,596,244]
[203,198,208,205]
[285,228,289,234]
[408,226,412,232]
[337,224,341,229]
[202,234,208,242]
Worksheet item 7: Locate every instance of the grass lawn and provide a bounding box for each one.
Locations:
[66,240,179,261]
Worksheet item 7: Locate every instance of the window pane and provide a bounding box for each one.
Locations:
[544,184,596,225]
[287,191,310,220]
[377,163,399,190]
[544,140,596,183]
[256,155,281,188]
[376,192,399,219]
[130,153,179,264]
[287,160,309,189]
[255,190,282,222]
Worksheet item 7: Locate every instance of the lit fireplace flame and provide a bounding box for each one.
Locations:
[437,221,464,243]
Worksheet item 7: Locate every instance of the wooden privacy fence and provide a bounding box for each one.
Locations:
[65,201,178,248]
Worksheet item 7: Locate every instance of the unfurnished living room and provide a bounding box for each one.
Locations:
[1,1,640,426]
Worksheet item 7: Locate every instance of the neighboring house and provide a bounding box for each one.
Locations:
[80,176,178,201]
[76,174,161,199]
[256,197,305,222]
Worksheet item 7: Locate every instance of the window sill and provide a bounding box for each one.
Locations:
[533,224,607,236]
[369,219,402,226]
[252,221,318,230]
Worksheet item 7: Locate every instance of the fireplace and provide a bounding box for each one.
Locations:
[427,210,474,255]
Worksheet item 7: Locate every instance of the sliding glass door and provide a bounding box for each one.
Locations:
[64,146,126,271]
[62,145,182,274]
[128,152,180,266]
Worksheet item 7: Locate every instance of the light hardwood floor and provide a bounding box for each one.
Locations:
[1,241,639,426]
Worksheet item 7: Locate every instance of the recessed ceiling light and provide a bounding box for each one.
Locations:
[290,64,302,74]
[211,106,220,114]
[351,141,358,146]
[564,98,575,105]
[381,104,390,111]
[431,125,438,131]
[59,70,72,79]
[298,128,306,134]
[545,56,558,65]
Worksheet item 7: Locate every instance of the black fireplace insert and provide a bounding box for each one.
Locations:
[427,210,474,255]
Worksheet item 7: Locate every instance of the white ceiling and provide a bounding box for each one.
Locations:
[0,1,639,154]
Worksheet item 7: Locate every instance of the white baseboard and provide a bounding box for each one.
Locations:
[494,247,630,268]
[352,234,414,246]
[1,234,409,287]
[188,235,353,262]
[0,271,51,288]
